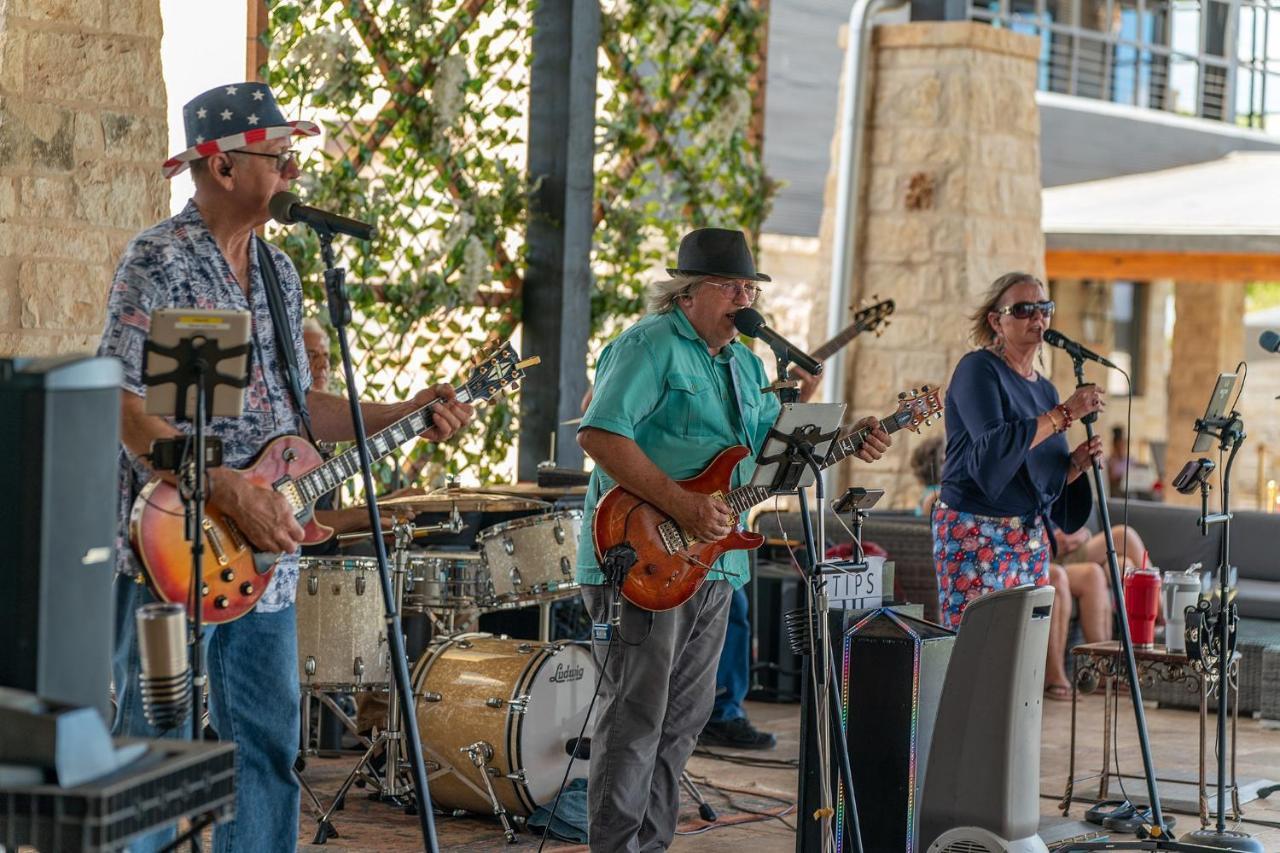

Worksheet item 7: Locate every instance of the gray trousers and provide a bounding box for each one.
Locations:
[580,580,733,853]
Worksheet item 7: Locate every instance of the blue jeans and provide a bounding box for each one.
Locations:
[710,586,750,723]
[112,577,300,853]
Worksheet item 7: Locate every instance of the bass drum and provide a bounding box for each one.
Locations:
[412,633,595,817]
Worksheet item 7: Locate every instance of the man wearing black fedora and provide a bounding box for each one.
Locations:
[574,227,890,850]
[99,82,472,852]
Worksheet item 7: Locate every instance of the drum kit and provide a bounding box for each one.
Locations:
[293,484,597,844]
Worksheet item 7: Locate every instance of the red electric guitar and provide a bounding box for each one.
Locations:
[130,342,537,624]
[592,386,943,612]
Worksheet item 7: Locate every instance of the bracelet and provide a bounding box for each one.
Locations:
[1046,408,1062,432]
[1055,403,1073,432]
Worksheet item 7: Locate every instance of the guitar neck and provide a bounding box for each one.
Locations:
[719,410,904,515]
[823,415,907,466]
[810,321,864,363]
[291,384,473,504]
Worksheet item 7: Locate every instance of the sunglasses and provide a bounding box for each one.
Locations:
[996,300,1055,320]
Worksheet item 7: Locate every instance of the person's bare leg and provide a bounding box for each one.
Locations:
[1066,561,1112,643]
[1086,524,1146,568]
[1045,563,1073,694]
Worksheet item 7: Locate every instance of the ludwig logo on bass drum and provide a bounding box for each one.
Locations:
[549,662,585,684]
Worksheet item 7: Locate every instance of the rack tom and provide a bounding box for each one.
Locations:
[477,510,581,606]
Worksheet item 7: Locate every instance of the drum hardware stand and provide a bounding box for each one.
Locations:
[314,223,439,851]
[462,741,518,843]
[1059,356,1229,853]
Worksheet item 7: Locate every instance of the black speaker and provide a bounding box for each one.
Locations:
[746,559,806,702]
[0,356,122,720]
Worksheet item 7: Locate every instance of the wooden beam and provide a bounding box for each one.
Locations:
[245,0,269,81]
[1045,249,1280,282]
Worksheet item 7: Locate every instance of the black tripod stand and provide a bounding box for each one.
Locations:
[1174,407,1262,852]
[313,225,440,853]
[1060,355,1226,853]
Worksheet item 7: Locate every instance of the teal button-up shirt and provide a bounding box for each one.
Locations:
[575,307,782,589]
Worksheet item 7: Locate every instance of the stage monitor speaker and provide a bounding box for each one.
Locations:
[0,356,122,720]
[838,609,955,853]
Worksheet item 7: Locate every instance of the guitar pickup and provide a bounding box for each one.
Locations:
[202,518,229,566]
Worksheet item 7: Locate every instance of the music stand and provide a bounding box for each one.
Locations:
[753,402,866,853]
[142,308,251,745]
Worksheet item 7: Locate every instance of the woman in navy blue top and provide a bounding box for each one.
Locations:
[932,273,1104,651]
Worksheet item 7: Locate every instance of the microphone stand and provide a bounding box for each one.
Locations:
[1179,413,1261,852]
[315,226,439,853]
[1060,356,1220,853]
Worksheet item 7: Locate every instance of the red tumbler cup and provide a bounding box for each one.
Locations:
[1124,568,1162,648]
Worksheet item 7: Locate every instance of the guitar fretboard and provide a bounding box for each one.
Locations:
[291,387,475,505]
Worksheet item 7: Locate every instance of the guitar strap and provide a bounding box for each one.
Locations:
[255,235,314,442]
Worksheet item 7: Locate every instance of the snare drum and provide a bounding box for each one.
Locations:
[412,633,595,816]
[404,551,487,611]
[295,557,388,690]
[477,510,581,606]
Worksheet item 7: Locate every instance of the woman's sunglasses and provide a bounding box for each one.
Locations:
[996,300,1055,320]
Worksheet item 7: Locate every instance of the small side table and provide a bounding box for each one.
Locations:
[1059,640,1243,828]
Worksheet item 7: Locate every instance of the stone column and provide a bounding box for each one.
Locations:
[1164,281,1245,507]
[0,0,168,357]
[830,22,1043,504]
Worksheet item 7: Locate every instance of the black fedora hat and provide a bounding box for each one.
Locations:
[666,227,770,282]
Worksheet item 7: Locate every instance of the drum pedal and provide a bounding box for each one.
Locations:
[462,741,517,843]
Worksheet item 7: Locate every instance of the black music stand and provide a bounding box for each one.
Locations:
[1058,358,1227,852]
[309,224,440,853]
[142,316,251,745]
[753,400,865,853]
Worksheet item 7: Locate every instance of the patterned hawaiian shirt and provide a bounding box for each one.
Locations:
[98,200,311,613]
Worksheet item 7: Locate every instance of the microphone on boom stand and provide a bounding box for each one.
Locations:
[733,308,824,377]
[1042,328,1121,371]
[268,192,378,242]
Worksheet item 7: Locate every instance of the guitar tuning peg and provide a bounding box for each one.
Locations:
[898,391,907,400]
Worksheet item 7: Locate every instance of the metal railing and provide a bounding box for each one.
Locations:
[966,0,1280,129]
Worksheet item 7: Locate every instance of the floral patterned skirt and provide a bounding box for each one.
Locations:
[930,504,1050,629]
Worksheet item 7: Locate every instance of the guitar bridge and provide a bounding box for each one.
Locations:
[657,520,687,555]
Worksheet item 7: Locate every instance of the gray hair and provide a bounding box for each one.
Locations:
[302,316,327,337]
[646,274,707,315]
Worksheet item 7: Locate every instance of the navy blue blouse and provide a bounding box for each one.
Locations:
[939,349,1091,531]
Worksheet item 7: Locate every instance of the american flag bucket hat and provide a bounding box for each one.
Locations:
[162,82,319,179]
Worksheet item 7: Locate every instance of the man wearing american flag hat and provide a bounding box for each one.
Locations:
[98,82,472,852]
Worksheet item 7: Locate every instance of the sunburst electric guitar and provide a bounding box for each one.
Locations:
[592,386,943,612]
[130,342,538,624]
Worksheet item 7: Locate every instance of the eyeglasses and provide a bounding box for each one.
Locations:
[227,148,299,172]
[704,280,762,303]
[996,300,1055,320]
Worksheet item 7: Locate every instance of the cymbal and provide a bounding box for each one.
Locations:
[561,417,583,426]
[483,482,588,499]
[377,489,551,514]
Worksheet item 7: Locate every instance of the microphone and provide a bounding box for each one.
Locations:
[1260,330,1280,353]
[733,307,823,376]
[269,192,378,242]
[566,737,591,759]
[135,603,192,731]
[1042,329,1120,370]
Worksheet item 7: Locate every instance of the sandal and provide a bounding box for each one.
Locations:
[1045,683,1072,701]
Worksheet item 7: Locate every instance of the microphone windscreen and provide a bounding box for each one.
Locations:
[1260,330,1280,353]
[1042,328,1067,348]
[268,191,301,225]
[733,307,766,337]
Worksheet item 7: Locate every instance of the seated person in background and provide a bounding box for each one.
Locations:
[1052,516,1147,570]
[1044,559,1113,700]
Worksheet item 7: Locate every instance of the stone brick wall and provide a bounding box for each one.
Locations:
[0,0,168,357]
[824,22,1044,505]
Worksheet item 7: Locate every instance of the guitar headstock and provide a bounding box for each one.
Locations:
[891,384,943,433]
[460,342,540,408]
[853,297,895,338]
